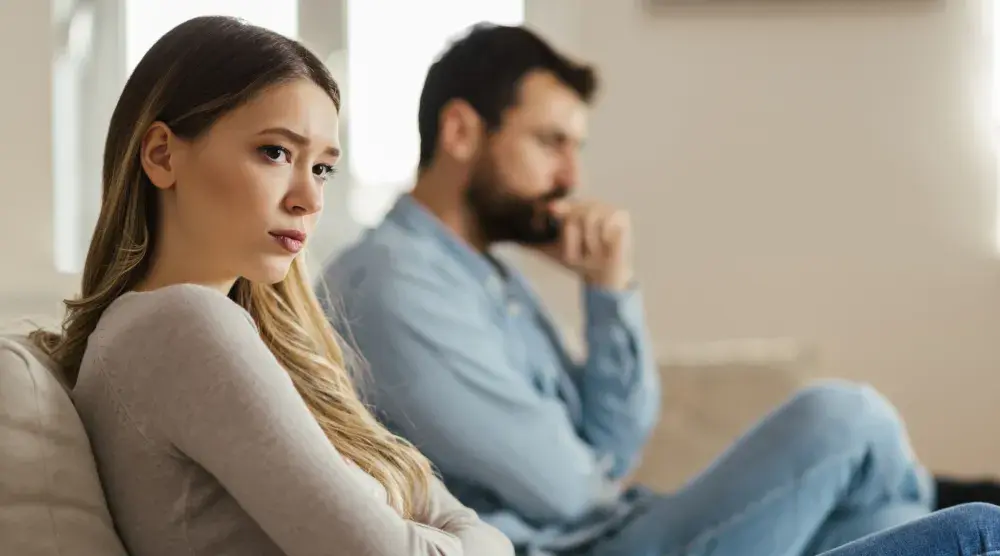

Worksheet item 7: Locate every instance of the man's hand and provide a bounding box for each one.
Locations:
[534,200,635,291]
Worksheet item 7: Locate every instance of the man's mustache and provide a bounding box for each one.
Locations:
[539,186,570,203]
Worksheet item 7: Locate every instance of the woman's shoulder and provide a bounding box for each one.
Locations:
[79,284,269,412]
[105,284,251,331]
[93,284,258,365]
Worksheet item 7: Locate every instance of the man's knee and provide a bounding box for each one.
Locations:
[939,502,1000,525]
[787,380,904,435]
[930,503,1000,546]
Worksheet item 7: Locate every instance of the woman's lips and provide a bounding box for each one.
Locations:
[269,230,306,253]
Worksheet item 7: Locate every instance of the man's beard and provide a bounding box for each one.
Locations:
[466,157,569,246]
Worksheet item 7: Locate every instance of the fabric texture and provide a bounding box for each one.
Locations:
[0,335,127,555]
[820,503,1000,556]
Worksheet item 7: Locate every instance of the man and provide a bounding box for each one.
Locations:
[322,24,998,556]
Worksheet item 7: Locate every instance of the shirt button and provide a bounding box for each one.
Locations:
[507,302,521,317]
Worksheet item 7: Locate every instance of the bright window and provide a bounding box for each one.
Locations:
[995,5,1000,127]
[346,0,524,225]
[995,5,1000,252]
[985,3,1000,251]
[125,0,298,72]
[52,1,95,274]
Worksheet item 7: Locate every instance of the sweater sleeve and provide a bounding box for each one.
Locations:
[420,477,514,550]
[98,284,512,556]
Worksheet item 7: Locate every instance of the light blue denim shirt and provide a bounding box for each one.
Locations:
[321,195,661,552]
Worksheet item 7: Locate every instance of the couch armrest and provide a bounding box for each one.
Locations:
[631,360,809,492]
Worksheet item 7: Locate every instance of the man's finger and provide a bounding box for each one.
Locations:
[601,216,620,255]
[602,210,627,251]
[583,208,603,261]
[548,199,572,218]
[562,217,582,264]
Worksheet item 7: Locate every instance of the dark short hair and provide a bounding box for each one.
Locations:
[417,23,598,168]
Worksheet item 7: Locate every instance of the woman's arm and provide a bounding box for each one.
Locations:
[101,285,512,556]
[420,478,514,555]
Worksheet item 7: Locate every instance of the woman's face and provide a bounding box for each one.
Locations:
[146,78,341,285]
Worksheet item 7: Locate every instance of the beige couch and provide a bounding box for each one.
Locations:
[0,334,805,554]
[0,335,127,555]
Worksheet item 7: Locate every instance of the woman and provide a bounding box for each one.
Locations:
[31,15,510,556]
[28,14,1000,556]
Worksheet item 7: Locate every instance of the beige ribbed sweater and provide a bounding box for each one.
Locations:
[72,284,512,556]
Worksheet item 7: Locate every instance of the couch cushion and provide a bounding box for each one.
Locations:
[0,334,127,555]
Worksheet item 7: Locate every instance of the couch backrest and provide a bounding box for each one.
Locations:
[0,334,128,555]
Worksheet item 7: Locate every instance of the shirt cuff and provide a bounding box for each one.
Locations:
[583,283,644,328]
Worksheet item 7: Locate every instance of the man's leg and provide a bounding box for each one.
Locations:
[584,381,933,556]
[819,503,1000,556]
[804,502,933,554]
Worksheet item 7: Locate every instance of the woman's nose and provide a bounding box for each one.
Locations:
[284,174,323,216]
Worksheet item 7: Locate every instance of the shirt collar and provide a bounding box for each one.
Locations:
[385,194,506,293]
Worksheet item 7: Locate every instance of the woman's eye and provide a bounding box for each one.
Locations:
[313,164,337,182]
[259,145,290,163]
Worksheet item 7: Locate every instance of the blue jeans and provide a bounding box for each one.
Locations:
[583,381,935,556]
[822,503,1000,556]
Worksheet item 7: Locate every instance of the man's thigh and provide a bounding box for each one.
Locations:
[584,481,836,556]
[582,383,931,556]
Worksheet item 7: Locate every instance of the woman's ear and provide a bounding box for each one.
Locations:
[437,99,483,164]
[140,122,178,190]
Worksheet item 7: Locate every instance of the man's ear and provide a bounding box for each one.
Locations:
[437,99,484,164]
[140,121,179,190]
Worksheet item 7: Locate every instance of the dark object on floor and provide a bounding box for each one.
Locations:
[935,476,1000,510]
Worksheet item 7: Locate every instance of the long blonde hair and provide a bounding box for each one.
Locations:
[31,16,434,518]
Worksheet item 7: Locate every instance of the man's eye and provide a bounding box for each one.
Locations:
[539,135,562,148]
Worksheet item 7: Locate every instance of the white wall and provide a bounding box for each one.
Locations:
[0,1,77,323]
[523,0,1000,476]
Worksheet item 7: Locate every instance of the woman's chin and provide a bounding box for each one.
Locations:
[246,259,295,285]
